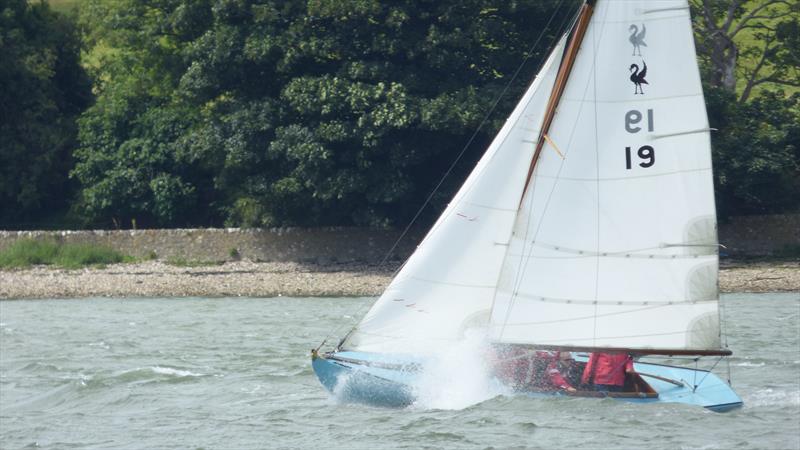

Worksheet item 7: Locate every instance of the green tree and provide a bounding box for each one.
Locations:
[693,0,800,218]
[707,88,799,217]
[73,0,578,228]
[73,0,209,227]
[0,0,91,227]
[691,0,799,102]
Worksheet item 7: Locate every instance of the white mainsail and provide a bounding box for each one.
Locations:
[344,36,569,353]
[489,0,724,352]
[345,0,726,356]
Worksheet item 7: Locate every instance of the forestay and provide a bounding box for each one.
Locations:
[344,37,569,353]
[489,0,724,352]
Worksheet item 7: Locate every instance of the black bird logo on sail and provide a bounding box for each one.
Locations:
[629,60,648,95]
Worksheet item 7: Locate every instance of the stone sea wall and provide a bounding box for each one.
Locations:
[0,227,424,264]
[0,213,797,261]
[718,214,799,256]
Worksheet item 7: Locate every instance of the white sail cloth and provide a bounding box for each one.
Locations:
[489,0,723,351]
[344,37,568,353]
[346,0,725,355]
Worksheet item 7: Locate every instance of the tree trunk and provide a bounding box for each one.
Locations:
[709,33,738,92]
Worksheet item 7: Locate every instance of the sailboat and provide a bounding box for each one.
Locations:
[311,0,743,412]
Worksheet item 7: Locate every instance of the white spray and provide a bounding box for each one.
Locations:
[409,329,509,410]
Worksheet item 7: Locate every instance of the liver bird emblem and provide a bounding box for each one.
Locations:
[629,60,648,95]
[629,24,646,56]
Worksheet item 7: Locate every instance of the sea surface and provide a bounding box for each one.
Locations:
[1,293,798,449]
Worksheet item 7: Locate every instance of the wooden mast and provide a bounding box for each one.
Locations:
[520,0,596,205]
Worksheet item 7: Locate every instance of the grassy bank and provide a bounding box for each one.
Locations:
[0,239,132,269]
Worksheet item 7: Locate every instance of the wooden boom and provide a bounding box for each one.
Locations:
[507,343,733,357]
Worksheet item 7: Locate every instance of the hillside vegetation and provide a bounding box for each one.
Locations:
[2,0,797,230]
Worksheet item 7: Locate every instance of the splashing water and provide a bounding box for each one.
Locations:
[410,330,509,410]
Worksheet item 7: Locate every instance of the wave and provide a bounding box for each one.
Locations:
[149,366,205,377]
[745,388,800,407]
[734,362,766,367]
[72,366,207,390]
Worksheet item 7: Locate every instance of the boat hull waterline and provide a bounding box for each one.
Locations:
[311,351,743,412]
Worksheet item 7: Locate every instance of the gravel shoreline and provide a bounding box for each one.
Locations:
[0,260,797,299]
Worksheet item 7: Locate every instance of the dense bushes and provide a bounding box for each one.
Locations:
[0,0,91,227]
[0,0,797,230]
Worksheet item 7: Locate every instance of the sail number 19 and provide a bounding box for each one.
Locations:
[625,145,655,169]
[624,108,655,170]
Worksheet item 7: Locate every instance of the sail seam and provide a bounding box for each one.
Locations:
[463,201,519,212]
[512,253,714,260]
[604,13,689,24]
[406,275,496,289]
[508,329,691,343]
[561,92,702,104]
[506,242,717,259]
[495,294,716,308]
[532,167,712,182]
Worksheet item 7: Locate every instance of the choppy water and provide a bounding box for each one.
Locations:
[1,293,798,449]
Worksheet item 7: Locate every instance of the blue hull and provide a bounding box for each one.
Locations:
[312,351,743,412]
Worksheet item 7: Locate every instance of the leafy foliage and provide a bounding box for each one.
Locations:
[707,88,799,217]
[0,0,796,230]
[691,0,800,101]
[72,0,578,228]
[0,0,91,227]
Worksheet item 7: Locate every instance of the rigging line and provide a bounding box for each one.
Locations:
[375,0,574,271]
[718,255,731,383]
[499,3,600,339]
[495,0,583,342]
[642,6,690,14]
[637,354,714,362]
[504,3,608,338]
[318,0,577,352]
[693,356,725,391]
[591,4,604,349]
[415,0,582,249]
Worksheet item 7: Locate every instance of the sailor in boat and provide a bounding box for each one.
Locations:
[544,352,577,393]
[491,348,578,393]
[580,353,635,393]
